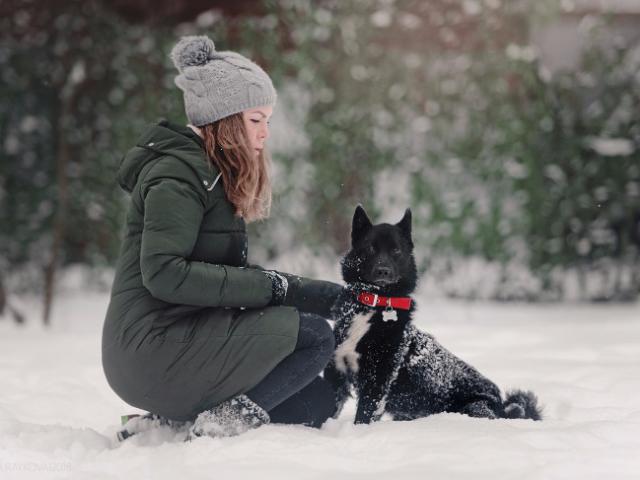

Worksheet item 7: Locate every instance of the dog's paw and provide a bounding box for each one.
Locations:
[504,402,525,418]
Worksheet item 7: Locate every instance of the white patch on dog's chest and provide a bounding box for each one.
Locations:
[334,311,373,375]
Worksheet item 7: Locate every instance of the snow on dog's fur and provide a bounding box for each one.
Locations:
[324,205,542,424]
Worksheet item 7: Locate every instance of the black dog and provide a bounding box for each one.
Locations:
[324,205,542,424]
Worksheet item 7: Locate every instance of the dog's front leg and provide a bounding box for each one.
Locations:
[354,333,408,424]
[323,359,351,419]
[354,376,391,424]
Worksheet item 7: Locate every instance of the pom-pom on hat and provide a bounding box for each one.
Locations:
[170,35,277,126]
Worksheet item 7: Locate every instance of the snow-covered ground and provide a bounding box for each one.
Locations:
[1,281,639,479]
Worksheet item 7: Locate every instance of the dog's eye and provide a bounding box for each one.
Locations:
[391,247,402,256]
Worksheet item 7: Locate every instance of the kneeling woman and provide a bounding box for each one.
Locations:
[102,36,341,440]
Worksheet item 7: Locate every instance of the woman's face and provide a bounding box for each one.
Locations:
[242,106,273,157]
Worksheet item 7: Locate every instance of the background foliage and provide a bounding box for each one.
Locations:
[1,0,639,316]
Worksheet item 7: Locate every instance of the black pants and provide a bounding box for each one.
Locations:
[245,311,337,428]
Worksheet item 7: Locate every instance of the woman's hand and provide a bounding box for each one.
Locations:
[263,270,289,306]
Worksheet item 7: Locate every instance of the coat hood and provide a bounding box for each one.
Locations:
[117,119,218,193]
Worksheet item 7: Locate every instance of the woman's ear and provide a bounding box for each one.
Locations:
[352,204,372,246]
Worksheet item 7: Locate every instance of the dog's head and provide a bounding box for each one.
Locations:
[341,205,417,296]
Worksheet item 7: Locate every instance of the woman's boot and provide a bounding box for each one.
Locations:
[117,413,188,441]
[185,394,270,441]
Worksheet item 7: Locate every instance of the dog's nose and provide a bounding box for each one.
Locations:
[374,266,393,279]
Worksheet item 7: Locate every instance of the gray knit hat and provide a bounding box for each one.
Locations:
[170,35,277,126]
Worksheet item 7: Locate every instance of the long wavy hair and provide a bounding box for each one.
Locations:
[200,113,272,222]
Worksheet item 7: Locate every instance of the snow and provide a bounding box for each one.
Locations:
[586,137,635,156]
[1,281,639,479]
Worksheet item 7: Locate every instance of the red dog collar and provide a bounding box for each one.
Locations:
[357,292,412,310]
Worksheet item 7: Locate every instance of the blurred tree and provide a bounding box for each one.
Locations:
[254,0,530,254]
[407,9,640,300]
[0,0,183,323]
[0,0,270,323]
[0,276,24,324]
[1,0,638,317]
[106,0,265,23]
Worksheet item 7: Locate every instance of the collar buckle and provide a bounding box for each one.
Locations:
[369,293,379,307]
[359,292,379,307]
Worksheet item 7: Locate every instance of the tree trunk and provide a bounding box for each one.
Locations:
[0,275,25,324]
[42,93,72,326]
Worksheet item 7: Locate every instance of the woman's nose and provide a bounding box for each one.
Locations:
[260,124,269,140]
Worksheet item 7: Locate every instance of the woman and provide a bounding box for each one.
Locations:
[102,35,342,440]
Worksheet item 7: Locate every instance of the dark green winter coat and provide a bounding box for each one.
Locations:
[102,119,341,421]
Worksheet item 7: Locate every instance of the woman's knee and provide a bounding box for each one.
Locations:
[297,312,335,359]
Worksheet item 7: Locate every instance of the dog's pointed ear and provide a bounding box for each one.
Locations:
[396,208,413,243]
[352,204,372,245]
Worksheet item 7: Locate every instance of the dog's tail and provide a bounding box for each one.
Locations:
[501,389,543,421]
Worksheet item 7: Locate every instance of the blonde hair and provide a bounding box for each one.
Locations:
[200,114,272,222]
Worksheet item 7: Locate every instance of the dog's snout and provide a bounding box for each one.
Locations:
[374,265,393,278]
[369,261,399,287]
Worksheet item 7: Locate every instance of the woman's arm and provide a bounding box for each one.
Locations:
[247,264,343,318]
[139,177,273,307]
